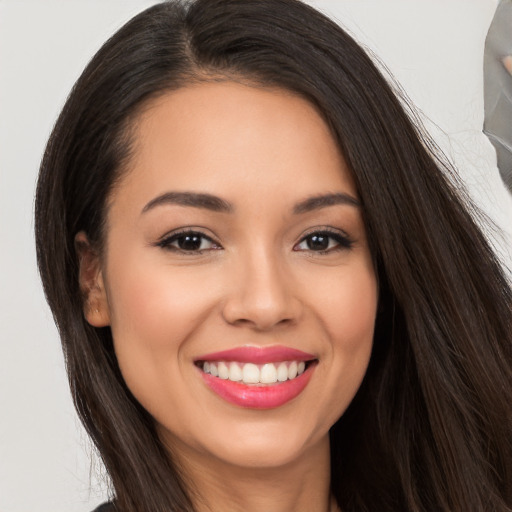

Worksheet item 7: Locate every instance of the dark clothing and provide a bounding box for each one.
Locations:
[93,503,115,512]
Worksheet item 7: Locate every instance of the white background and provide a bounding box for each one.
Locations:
[1,1,511,511]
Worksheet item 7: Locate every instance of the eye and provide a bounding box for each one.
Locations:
[157,230,221,253]
[294,230,353,253]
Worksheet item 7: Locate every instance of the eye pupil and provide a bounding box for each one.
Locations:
[178,235,202,251]
[307,234,329,250]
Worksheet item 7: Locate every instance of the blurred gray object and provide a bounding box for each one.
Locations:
[484,0,512,193]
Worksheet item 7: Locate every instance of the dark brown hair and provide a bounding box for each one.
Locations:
[35,1,512,510]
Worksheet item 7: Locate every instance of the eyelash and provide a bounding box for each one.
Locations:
[156,229,220,254]
[294,228,354,254]
[156,228,353,255]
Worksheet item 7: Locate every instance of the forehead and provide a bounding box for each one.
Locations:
[114,81,356,213]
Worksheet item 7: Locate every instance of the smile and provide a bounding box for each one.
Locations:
[195,346,317,409]
[200,360,307,384]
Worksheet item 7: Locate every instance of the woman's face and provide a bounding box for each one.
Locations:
[87,82,378,471]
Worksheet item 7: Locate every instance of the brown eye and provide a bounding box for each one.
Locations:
[306,234,330,250]
[175,234,204,251]
[157,231,220,252]
[295,230,353,252]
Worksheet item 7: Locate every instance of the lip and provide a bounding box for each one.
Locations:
[195,345,316,364]
[195,345,318,409]
[198,362,316,409]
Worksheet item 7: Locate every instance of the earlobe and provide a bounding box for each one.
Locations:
[75,231,111,327]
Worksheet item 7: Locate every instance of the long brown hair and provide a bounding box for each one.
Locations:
[35,1,512,510]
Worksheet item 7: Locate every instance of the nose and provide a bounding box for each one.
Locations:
[221,249,303,331]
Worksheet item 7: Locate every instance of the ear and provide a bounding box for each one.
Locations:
[75,231,111,327]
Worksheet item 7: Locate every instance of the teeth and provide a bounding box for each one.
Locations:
[260,363,277,384]
[277,362,288,382]
[242,363,260,384]
[202,360,310,385]
[288,361,298,380]
[229,362,242,381]
[218,362,229,380]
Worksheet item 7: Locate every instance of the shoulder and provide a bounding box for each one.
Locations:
[92,503,115,512]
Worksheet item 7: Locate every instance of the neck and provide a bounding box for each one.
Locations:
[169,435,337,512]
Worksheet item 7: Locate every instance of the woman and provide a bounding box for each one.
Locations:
[35,0,512,511]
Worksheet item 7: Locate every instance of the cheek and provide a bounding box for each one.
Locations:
[331,266,377,375]
[334,275,377,347]
[103,251,217,399]
[305,259,377,420]
[106,248,216,342]
[313,258,378,348]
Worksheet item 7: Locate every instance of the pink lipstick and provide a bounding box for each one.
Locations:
[195,345,317,409]
[196,345,315,364]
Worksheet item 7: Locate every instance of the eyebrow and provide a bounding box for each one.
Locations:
[292,193,360,214]
[141,190,360,216]
[141,191,233,214]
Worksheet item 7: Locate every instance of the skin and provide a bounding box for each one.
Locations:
[78,82,378,512]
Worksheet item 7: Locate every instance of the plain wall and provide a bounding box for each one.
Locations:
[1,1,510,511]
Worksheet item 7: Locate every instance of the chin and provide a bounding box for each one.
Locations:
[224,435,312,469]
[163,411,332,473]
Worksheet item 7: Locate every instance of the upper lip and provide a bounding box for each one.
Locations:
[195,345,316,364]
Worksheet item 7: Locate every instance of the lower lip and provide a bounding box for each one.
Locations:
[198,364,315,409]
